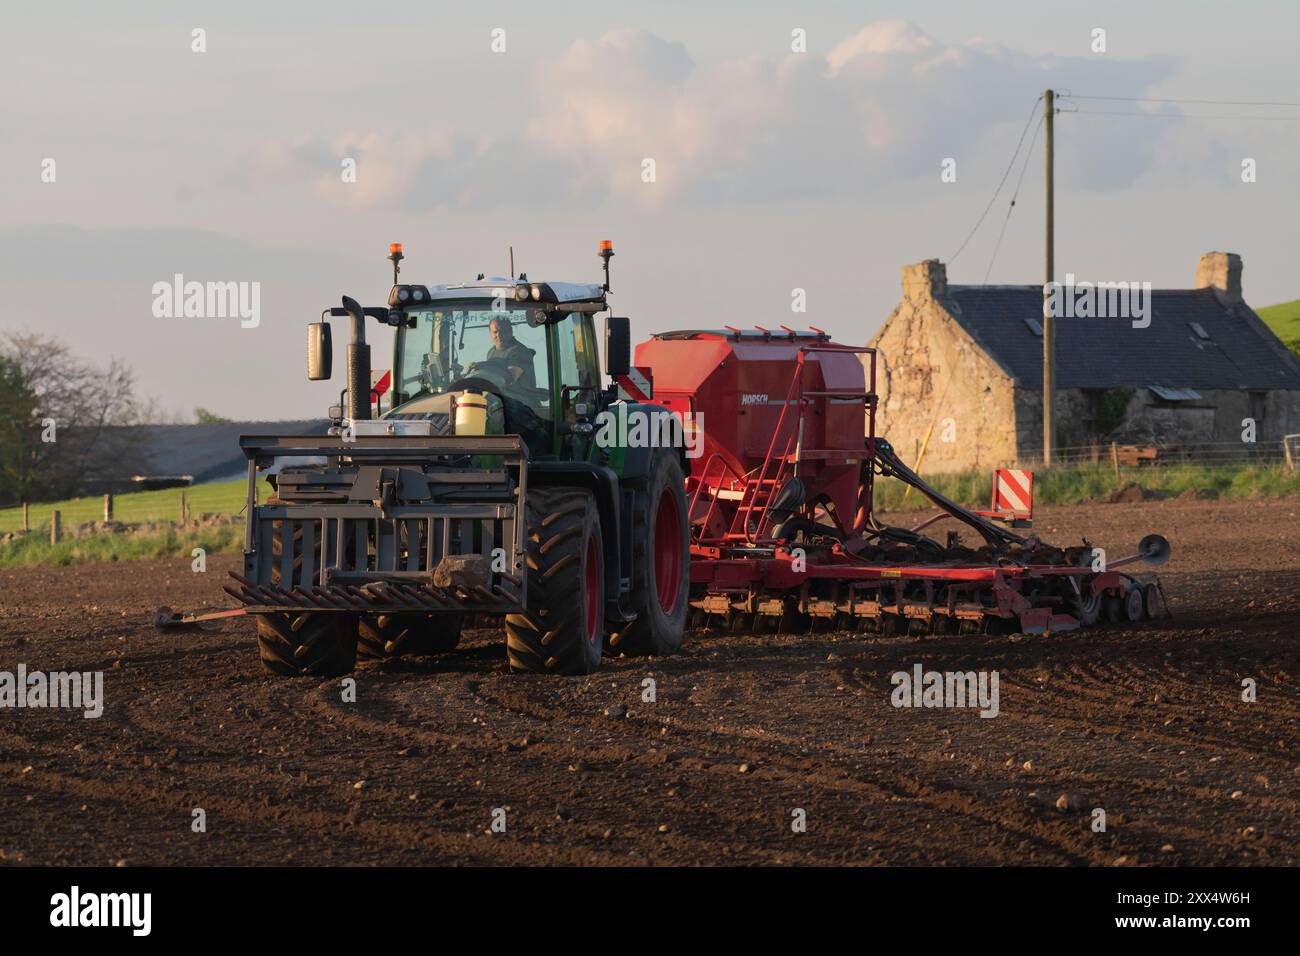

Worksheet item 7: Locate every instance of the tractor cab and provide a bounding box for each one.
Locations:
[385,277,610,459]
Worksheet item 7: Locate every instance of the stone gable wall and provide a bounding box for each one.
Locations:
[868,262,1019,474]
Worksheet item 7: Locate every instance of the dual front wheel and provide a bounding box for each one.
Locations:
[254,612,462,677]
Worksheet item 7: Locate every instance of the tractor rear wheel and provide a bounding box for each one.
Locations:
[357,613,464,659]
[255,612,358,677]
[505,487,604,675]
[609,451,689,658]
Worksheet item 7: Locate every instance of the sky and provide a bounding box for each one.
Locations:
[2,0,1297,420]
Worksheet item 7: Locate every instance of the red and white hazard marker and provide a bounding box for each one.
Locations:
[993,468,1033,519]
[615,365,654,402]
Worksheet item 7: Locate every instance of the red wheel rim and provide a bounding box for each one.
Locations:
[584,532,601,644]
[654,487,682,613]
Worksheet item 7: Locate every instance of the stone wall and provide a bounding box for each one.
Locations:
[1125,387,1300,446]
[1012,386,1300,459]
[868,260,1019,474]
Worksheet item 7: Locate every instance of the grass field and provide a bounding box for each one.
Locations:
[0,478,274,533]
[2,462,1297,568]
[866,461,1300,511]
[0,524,246,568]
[3,464,1297,531]
[1257,299,1300,354]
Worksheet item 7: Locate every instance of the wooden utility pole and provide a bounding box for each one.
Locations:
[1042,89,1056,466]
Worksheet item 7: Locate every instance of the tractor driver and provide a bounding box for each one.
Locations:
[486,316,537,390]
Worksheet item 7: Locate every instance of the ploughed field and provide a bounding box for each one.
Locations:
[1,497,1297,866]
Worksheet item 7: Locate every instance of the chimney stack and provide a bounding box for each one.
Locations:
[1196,251,1243,306]
[902,259,947,303]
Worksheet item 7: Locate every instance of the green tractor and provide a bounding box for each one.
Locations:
[227,241,689,676]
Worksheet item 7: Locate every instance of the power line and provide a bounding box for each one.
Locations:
[949,94,1043,265]
[955,89,1300,280]
[983,113,1044,284]
[1071,108,1300,121]
[1070,94,1300,108]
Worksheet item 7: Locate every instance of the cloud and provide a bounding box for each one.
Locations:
[827,18,939,69]
[258,20,1175,210]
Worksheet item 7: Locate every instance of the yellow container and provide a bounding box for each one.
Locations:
[454,391,488,435]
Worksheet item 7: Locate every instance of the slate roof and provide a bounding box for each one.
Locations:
[109,420,331,485]
[942,286,1300,391]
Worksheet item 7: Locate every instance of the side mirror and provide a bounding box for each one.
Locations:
[308,322,333,380]
[605,316,630,377]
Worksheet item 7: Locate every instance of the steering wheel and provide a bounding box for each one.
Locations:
[464,357,512,377]
[449,357,514,396]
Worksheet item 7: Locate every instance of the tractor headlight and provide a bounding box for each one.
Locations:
[514,285,529,301]
[398,288,410,302]
[530,284,542,301]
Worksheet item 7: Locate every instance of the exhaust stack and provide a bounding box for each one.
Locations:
[341,295,370,421]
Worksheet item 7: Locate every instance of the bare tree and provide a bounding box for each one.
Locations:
[0,332,147,503]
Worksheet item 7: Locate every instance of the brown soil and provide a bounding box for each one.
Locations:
[1,496,1297,866]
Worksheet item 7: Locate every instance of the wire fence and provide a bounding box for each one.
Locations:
[0,478,274,535]
[2,439,1296,535]
[1020,438,1298,469]
[876,439,1300,512]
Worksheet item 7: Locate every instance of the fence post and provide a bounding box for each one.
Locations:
[103,494,113,522]
[21,502,29,533]
[1110,442,1120,483]
[51,510,61,545]
[179,491,189,524]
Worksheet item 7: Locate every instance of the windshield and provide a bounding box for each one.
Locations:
[396,304,550,407]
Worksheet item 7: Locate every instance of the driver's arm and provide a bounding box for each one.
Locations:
[508,347,536,388]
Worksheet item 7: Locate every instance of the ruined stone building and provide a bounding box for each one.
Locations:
[867,252,1300,473]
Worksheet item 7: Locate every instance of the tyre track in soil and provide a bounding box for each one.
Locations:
[3,644,618,865]
[890,696,1299,865]
[308,656,860,863]
[468,659,1100,864]
[0,618,1277,866]
[286,643,1091,864]
[2,496,1299,864]
[298,673,822,865]
[830,615,1299,864]
[1007,673,1297,761]
[262,652,839,864]
[1010,665,1300,867]
[997,638,1300,754]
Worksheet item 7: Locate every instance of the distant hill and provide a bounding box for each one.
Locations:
[1256,300,1300,356]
